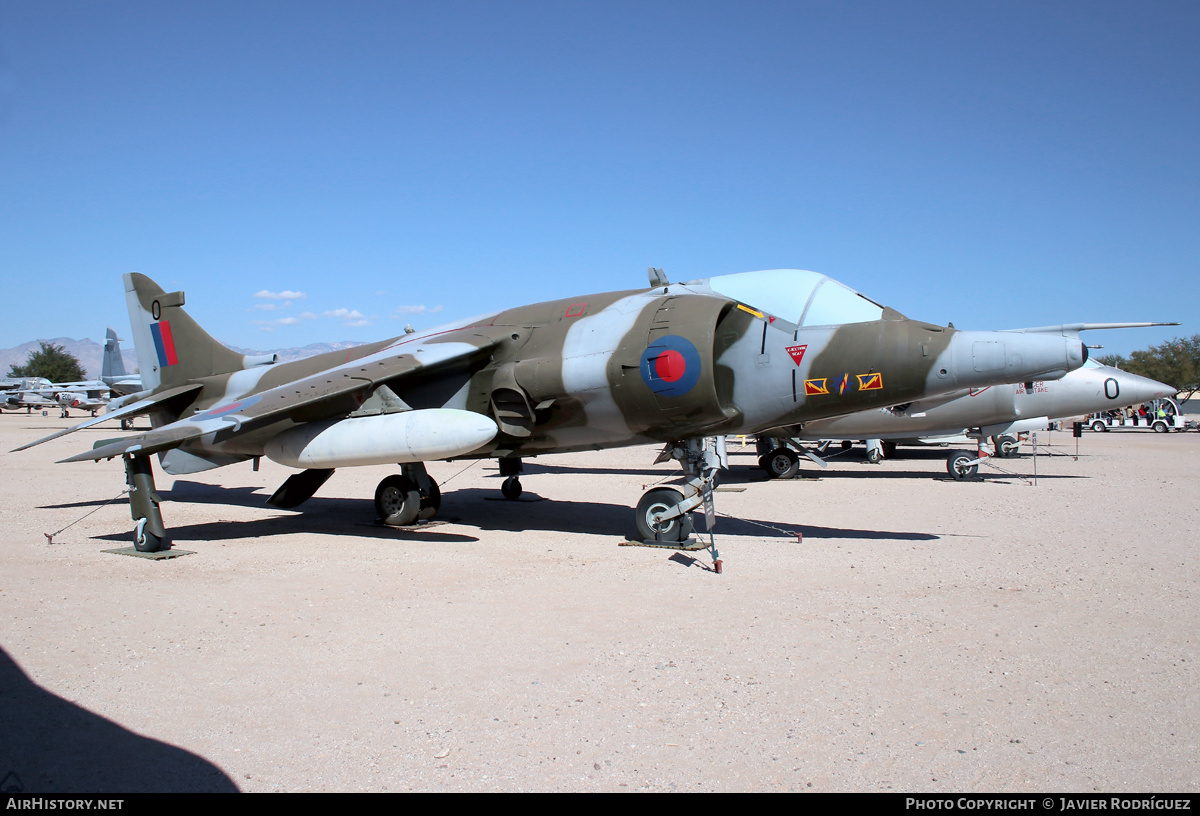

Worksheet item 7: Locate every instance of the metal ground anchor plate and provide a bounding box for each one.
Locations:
[364,519,455,531]
[102,547,196,559]
[620,536,708,551]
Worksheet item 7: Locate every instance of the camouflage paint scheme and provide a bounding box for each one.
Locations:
[15,268,1089,543]
[37,270,1080,464]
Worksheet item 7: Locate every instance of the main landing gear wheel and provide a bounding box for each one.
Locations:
[376,475,422,526]
[417,479,441,520]
[946,450,978,480]
[501,476,522,500]
[635,487,695,543]
[761,447,799,479]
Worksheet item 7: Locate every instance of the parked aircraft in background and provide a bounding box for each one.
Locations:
[755,340,1177,479]
[101,328,142,396]
[2,376,111,417]
[16,268,1090,552]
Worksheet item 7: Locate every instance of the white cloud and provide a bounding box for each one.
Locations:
[254,289,307,300]
[250,303,373,331]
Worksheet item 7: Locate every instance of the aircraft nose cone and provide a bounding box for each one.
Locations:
[1117,370,1176,404]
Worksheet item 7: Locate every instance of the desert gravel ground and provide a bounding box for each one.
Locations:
[1,412,1197,792]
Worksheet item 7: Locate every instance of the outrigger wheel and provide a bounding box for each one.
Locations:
[133,518,167,553]
[126,453,169,552]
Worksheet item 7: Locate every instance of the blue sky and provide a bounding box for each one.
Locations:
[1,1,1196,356]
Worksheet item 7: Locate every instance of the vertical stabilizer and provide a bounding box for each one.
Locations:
[124,273,245,391]
[102,328,128,380]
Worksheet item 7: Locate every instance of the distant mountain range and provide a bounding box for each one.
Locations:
[1,337,366,380]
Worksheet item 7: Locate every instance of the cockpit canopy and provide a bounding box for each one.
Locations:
[693,269,886,327]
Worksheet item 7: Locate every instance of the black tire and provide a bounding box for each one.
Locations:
[501,476,523,500]
[866,447,882,464]
[634,487,694,543]
[1153,421,1170,434]
[1091,420,1106,433]
[417,479,441,520]
[841,440,853,450]
[947,450,978,480]
[995,434,1019,458]
[376,475,421,526]
[762,447,800,479]
[133,525,165,553]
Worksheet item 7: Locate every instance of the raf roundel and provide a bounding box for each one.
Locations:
[639,335,702,398]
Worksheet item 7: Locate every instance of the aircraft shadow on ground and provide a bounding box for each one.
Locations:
[515,462,671,478]
[92,484,939,546]
[164,481,269,507]
[0,646,238,793]
[39,482,267,512]
[723,460,1086,483]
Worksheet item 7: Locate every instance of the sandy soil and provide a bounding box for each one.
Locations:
[1,412,1197,792]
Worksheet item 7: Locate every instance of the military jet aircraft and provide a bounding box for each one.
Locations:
[3,376,111,417]
[756,350,1176,479]
[15,268,1091,552]
[2,378,55,412]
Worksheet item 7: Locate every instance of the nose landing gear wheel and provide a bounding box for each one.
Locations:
[946,451,978,480]
[761,447,800,479]
[635,487,694,543]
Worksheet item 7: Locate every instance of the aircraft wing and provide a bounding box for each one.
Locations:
[54,337,495,464]
[63,422,210,463]
[11,383,205,452]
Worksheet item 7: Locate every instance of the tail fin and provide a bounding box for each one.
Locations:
[102,328,127,380]
[124,273,246,391]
